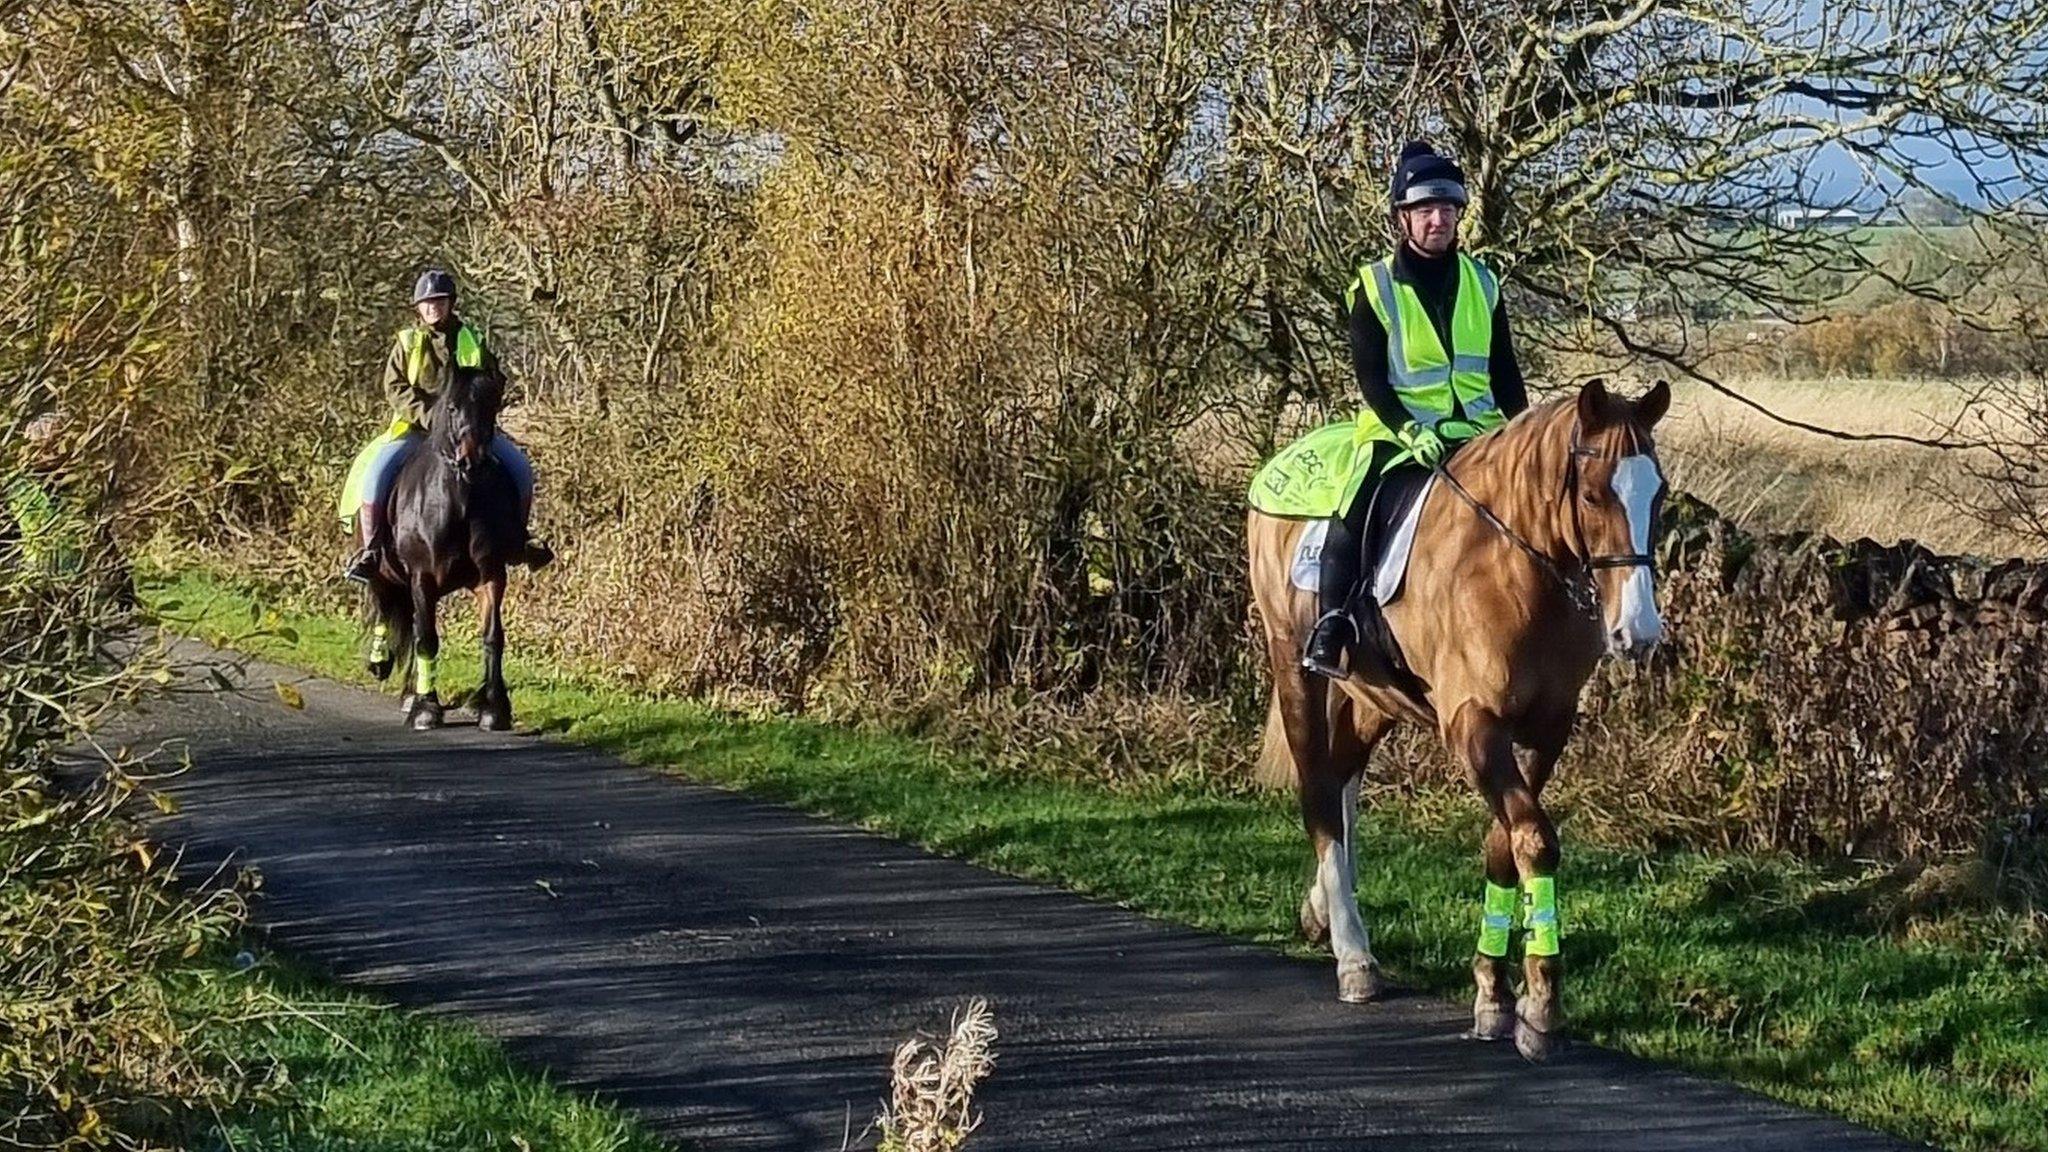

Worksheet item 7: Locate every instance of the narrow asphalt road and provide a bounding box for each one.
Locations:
[106,648,1917,1150]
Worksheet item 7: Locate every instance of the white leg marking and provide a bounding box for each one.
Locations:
[1323,773,1374,975]
[1320,839,1372,969]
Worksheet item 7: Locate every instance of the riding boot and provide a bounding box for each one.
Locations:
[1301,609,1355,680]
[1305,504,1366,680]
[511,489,553,570]
[344,511,386,585]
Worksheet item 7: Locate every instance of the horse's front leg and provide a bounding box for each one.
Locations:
[1450,702,1564,1061]
[474,573,511,731]
[408,576,444,730]
[1469,817,1519,1043]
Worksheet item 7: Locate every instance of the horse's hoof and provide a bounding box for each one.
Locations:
[399,692,417,715]
[1299,894,1331,946]
[1337,963,1387,1004]
[1514,1017,1566,1062]
[367,657,393,680]
[409,695,444,731]
[1464,1004,1516,1042]
[477,704,513,732]
[1514,993,1565,1061]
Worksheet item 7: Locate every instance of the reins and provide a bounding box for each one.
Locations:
[1430,416,1656,619]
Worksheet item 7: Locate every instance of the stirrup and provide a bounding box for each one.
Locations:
[1300,609,1355,681]
[343,545,382,585]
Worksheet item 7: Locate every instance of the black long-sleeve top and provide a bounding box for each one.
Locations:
[1348,244,1528,431]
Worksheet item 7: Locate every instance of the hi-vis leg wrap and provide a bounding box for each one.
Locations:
[1478,881,1517,958]
[370,623,391,663]
[1523,876,1560,957]
[413,653,436,696]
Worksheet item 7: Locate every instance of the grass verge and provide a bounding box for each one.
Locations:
[148,565,2047,1152]
[176,949,669,1152]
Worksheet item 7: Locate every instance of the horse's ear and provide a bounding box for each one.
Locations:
[1634,379,1671,428]
[468,365,503,402]
[1575,377,1612,431]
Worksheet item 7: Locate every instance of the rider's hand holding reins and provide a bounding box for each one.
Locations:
[1399,421,1447,469]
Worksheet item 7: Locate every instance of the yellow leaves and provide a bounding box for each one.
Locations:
[273,681,305,710]
[129,839,156,873]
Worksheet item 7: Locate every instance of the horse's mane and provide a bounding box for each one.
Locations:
[1449,388,1651,492]
[1444,396,1576,497]
[426,365,502,434]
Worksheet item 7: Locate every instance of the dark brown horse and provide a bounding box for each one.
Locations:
[1247,379,1670,1060]
[362,364,527,731]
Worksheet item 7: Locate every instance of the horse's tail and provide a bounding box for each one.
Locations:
[1256,686,1296,790]
[361,577,415,682]
[1247,508,1307,792]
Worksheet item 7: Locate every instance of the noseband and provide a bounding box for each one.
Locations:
[1433,418,1657,619]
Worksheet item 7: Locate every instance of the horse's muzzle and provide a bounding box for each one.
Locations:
[1605,568,1662,661]
[1606,622,1663,662]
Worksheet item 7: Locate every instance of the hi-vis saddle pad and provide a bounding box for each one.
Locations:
[1289,473,1439,608]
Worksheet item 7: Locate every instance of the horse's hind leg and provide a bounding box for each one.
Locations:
[1322,698,1391,1002]
[1293,682,1389,1004]
[474,573,511,732]
[1267,637,1337,948]
[407,577,444,730]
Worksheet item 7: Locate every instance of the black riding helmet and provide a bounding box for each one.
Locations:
[412,268,458,305]
[1390,140,1468,210]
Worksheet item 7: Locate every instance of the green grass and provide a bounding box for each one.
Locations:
[147,566,2048,1152]
[175,951,668,1151]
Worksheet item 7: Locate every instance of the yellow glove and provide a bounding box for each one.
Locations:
[1400,422,1447,468]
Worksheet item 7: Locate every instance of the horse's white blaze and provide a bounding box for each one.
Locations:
[1611,454,1664,650]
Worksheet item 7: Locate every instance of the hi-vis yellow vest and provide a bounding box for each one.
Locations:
[400,324,485,388]
[1343,253,1503,445]
[386,325,486,438]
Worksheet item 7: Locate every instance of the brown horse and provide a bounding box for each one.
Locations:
[1247,378,1670,1061]
[362,364,528,732]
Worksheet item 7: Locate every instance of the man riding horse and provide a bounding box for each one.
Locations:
[1301,141,1530,679]
[339,269,552,583]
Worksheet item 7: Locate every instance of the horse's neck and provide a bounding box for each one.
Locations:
[414,428,471,495]
[1442,410,1575,562]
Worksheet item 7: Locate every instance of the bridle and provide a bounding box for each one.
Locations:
[1432,418,1658,619]
[431,375,501,475]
